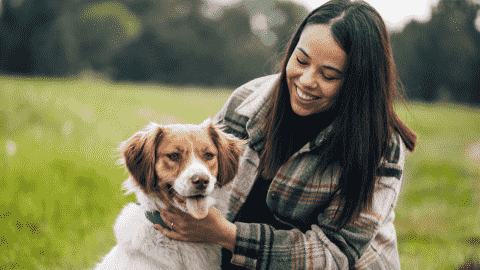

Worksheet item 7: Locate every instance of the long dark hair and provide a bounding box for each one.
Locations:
[257,0,417,230]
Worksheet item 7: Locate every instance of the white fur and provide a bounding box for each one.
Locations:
[94,177,232,270]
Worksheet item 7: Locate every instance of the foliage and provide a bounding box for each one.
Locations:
[0,0,307,87]
[1,75,479,269]
[390,0,480,105]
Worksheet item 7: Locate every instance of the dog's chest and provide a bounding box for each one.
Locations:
[113,202,221,269]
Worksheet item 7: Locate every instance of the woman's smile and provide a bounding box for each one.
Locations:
[295,84,320,101]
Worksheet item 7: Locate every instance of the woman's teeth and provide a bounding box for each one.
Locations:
[296,86,318,101]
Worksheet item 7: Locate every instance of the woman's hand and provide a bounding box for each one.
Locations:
[155,205,237,252]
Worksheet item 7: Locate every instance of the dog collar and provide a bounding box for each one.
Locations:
[136,202,172,230]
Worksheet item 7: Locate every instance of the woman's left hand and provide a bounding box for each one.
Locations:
[155,205,236,250]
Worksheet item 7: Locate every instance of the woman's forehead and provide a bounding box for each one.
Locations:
[297,24,347,71]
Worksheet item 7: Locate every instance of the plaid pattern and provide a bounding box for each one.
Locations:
[213,74,405,270]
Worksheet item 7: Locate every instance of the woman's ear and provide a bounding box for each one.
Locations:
[207,122,243,187]
[118,123,164,193]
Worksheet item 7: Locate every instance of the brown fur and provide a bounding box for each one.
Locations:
[117,120,243,207]
[207,124,243,188]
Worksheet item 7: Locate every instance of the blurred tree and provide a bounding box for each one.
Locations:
[112,0,307,86]
[0,0,61,75]
[391,20,432,101]
[391,0,480,105]
[0,0,307,87]
[111,0,229,85]
[76,1,142,73]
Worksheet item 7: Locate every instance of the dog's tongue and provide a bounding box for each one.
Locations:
[186,197,208,219]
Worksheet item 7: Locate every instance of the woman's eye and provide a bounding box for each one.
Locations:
[296,56,307,65]
[166,153,180,161]
[323,74,335,81]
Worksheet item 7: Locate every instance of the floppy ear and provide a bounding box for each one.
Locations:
[118,122,164,194]
[207,121,243,188]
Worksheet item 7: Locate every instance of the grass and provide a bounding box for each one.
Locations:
[1,72,479,269]
[394,102,480,269]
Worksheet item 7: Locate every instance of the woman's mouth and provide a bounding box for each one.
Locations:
[296,85,320,101]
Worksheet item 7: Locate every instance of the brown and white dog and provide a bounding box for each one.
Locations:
[95,119,243,270]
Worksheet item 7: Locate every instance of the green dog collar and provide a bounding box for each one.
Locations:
[135,202,172,230]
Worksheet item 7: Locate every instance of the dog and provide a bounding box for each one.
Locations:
[95,119,243,270]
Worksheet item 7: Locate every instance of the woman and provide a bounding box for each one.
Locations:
[155,0,417,269]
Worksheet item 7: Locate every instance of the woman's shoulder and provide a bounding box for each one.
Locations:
[228,74,279,104]
[213,74,279,137]
[216,74,279,118]
[241,74,279,91]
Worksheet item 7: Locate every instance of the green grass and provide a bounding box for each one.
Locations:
[395,102,480,269]
[1,72,479,269]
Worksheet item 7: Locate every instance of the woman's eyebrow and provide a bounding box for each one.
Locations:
[298,47,343,75]
[298,47,311,59]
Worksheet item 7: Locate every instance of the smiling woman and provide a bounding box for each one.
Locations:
[156,0,417,269]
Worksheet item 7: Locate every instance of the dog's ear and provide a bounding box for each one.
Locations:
[207,121,243,188]
[118,122,164,194]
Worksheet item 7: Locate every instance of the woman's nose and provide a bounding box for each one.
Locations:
[299,69,318,89]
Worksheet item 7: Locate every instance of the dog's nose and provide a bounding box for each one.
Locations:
[190,173,210,190]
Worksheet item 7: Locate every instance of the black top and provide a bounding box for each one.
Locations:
[221,175,292,269]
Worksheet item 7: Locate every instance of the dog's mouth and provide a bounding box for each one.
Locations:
[167,184,209,220]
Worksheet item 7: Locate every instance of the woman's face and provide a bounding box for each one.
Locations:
[286,24,347,116]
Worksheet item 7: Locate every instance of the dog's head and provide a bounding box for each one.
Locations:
[118,118,243,219]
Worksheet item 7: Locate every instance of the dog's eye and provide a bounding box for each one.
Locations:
[166,153,180,161]
[205,152,215,159]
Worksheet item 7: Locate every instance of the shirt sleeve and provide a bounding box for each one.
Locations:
[230,134,406,270]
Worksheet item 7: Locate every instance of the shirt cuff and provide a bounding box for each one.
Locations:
[230,222,259,269]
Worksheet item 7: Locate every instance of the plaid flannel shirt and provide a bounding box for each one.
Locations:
[213,74,406,270]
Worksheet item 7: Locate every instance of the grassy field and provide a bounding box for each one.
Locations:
[1,72,479,269]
